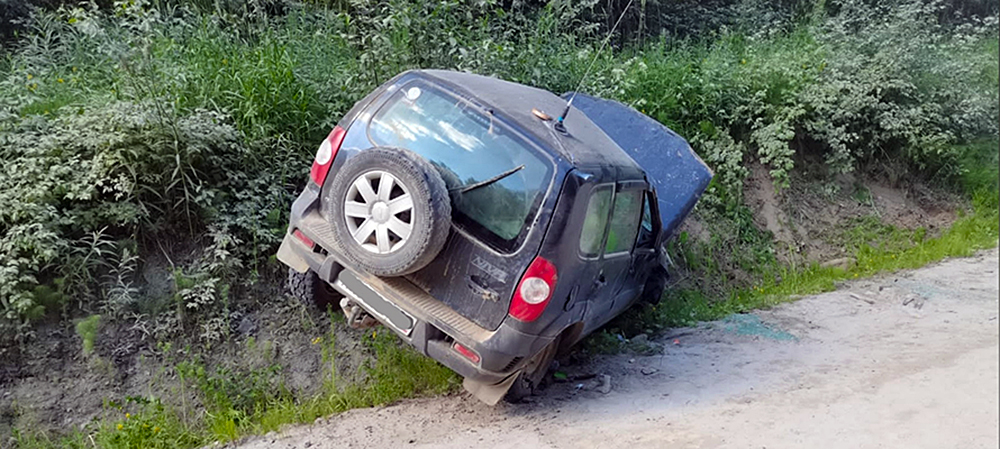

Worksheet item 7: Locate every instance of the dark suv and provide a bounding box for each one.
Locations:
[276,70,712,404]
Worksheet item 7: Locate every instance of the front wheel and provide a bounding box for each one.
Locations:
[640,267,668,305]
[504,339,559,403]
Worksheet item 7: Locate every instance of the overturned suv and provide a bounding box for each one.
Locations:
[277,70,712,404]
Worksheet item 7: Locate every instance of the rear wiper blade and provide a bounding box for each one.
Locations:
[450,165,525,194]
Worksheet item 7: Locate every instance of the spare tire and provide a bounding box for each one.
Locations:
[324,147,451,277]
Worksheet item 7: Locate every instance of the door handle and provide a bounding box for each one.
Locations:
[593,273,606,288]
[468,275,499,302]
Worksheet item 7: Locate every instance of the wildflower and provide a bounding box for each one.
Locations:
[311,336,321,345]
[26,74,32,80]
[117,423,123,430]
[853,273,858,278]
[58,78,64,83]
[154,426,161,433]
[372,331,377,339]
[125,413,130,419]
[740,59,746,65]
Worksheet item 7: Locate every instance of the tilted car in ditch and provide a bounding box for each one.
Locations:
[276,69,712,404]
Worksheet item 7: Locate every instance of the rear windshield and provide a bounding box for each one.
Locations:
[368,82,553,252]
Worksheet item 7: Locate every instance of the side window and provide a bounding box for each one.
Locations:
[605,190,642,254]
[636,192,655,248]
[579,187,612,257]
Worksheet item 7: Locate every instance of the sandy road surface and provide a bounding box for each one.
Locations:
[236,250,999,449]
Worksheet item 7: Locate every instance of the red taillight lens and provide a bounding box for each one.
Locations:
[310,126,346,186]
[453,342,481,364]
[509,256,558,322]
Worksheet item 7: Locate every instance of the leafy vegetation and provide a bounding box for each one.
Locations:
[1,0,998,446]
[74,313,101,355]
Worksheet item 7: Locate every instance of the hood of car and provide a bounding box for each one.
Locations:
[561,92,713,240]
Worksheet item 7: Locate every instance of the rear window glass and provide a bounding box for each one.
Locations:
[368,83,552,252]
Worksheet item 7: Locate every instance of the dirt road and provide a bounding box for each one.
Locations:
[236,250,999,449]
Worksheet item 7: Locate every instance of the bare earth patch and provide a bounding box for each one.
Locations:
[0,297,366,437]
[740,164,964,264]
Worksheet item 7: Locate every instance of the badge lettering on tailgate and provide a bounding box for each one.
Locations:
[472,255,507,284]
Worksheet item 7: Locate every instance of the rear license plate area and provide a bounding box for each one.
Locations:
[336,270,415,336]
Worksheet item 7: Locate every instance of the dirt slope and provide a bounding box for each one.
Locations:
[233,248,999,449]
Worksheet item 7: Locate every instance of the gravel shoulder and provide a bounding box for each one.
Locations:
[234,249,999,449]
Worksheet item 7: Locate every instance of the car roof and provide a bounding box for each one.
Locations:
[415,70,643,177]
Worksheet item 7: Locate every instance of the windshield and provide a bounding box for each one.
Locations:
[368,82,553,252]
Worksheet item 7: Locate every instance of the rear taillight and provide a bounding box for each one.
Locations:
[508,256,558,322]
[309,126,346,186]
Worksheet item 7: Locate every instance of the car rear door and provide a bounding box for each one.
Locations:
[609,190,659,317]
[576,181,646,333]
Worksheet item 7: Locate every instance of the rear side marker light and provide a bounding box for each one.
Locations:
[292,229,315,248]
[453,342,481,364]
[509,256,558,322]
[310,126,347,186]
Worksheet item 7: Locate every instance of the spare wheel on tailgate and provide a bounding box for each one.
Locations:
[325,147,452,277]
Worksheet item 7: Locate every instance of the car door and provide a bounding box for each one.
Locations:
[571,183,613,328]
[609,190,658,317]
[581,182,646,332]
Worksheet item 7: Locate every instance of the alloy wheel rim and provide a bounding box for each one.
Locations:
[344,170,414,254]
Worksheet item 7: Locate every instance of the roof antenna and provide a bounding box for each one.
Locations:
[555,0,635,134]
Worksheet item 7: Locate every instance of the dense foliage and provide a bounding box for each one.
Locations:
[0,0,997,337]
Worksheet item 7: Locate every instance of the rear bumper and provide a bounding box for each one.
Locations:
[277,191,552,385]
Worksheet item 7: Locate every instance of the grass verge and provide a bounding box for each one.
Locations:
[598,141,1000,345]
[13,317,458,449]
[656,198,998,327]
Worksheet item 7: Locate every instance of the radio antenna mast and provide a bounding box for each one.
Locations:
[555,0,635,133]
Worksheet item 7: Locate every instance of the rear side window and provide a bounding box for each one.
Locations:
[579,187,612,257]
[605,190,642,254]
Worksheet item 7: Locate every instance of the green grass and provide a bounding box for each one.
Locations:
[14,316,457,449]
[650,143,1000,330]
[186,324,458,443]
[628,198,998,331]
[74,314,101,356]
[598,139,1000,338]
[246,329,457,438]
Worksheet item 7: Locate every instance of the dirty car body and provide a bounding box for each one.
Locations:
[276,70,712,403]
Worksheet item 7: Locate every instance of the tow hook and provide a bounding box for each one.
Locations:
[340,297,378,329]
